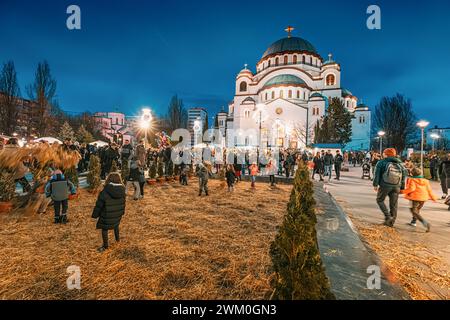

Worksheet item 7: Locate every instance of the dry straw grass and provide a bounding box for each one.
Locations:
[0,179,290,299]
[349,214,450,300]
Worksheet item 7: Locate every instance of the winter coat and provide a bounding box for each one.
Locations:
[334,154,344,167]
[323,154,334,166]
[313,156,324,171]
[249,164,259,176]
[92,183,126,230]
[401,176,437,202]
[226,170,236,184]
[44,173,76,201]
[439,160,450,177]
[128,160,141,182]
[135,145,146,166]
[121,144,133,160]
[373,157,408,189]
[196,165,210,181]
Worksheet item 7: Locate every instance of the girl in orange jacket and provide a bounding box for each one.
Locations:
[249,162,259,188]
[401,167,437,232]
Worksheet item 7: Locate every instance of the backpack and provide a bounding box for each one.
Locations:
[382,162,403,186]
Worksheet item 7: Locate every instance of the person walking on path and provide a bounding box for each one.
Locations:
[373,148,408,227]
[312,152,324,181]
[438,154,450,199]
[401,167,437,232]
[196,162,212,196]
[225,165,236,192]
[45,169,76,224]
[92,172,126,252]
[266,159,277,187]
[334,150,344,181]
[127,157,142,201]
[249,162,259,188]
[323,150,334,181]
[429,155,438,181]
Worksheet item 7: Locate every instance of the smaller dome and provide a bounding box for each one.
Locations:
[263,74,306,89]
[238,67,253,76]
[355,102,369,110]
[310,92,324,99]
[323,53,337,66]
[342,88,353,97]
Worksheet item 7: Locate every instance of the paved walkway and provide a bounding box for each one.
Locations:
[313,184,409,300]
[323,165,450,298]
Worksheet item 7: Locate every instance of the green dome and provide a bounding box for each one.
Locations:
[262,37,319,59]
[263,75,306,88]
[342,88,353,97]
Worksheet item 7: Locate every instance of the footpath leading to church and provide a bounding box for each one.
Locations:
[322,166,450,300]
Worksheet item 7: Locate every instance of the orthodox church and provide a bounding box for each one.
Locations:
[215,27,371,151]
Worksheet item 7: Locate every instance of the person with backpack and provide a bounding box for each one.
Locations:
[373,148,408,227]
[92,172,126,252]
[45,169,76,224]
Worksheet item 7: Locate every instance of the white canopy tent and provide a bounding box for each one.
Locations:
[34,137,63,144]
[89,140,109,147]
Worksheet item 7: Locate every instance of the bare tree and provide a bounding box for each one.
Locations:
[0,61,21,135]
[291,121,315,147]
[27,61,57,136]
[167,95,187,132]
[373,94,417,153]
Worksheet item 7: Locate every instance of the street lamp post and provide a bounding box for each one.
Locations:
[377,131,385,154]
[417,120,430,173]
[430,133,440,151]
[140,108,152,149]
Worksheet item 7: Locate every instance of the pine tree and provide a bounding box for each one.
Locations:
[87,155,101,191]
[270,161,334,300]
[58,121,76,141]
[77,125,94,143]
[64,166,79,187]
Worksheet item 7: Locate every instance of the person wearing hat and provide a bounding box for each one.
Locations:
[373,148,408,227]
[401,167,437,232]
[45,169,76,224]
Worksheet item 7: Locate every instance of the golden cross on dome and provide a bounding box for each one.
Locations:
[285,26,295,38]
[244,63,248,69]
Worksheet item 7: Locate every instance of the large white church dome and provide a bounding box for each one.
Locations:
[262,36,319,59]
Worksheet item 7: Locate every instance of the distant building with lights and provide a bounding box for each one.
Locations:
[188,107,208,146]
[93,111,134,144]
[215,27,371,151]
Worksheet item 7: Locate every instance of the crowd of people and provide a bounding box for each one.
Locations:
[2,134,449,250]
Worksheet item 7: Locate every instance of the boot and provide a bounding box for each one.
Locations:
[61,214,68,224]
[54,216,61,224]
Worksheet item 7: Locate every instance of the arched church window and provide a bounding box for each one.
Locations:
[326,74,335,86]
[279,90,284,98]
[240,81,247,92]
[346,100,350,108]
[293,55,297,64]
[288,90,292,98]
[275,57,279,66]
[265,92,268,100]
[284,56,288,65]
[244,110,250,118]
[303,92,306,100]
[302,55,305,64]
[271,91,275,99]
[297,91,300,99]
[268,60,271,67]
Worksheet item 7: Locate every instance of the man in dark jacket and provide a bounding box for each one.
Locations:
[373,148,408,227]
[429,155,438,181]
[92,172,126,252]
[323,150,334,181]
[334,150,344,180]
[439,154,450,198]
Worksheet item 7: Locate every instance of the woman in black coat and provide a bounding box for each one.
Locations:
[92,172,126,252]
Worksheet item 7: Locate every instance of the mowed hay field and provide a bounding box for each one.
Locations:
[0,179,291,299]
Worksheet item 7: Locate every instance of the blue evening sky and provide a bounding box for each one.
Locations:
[0,0,449,127]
